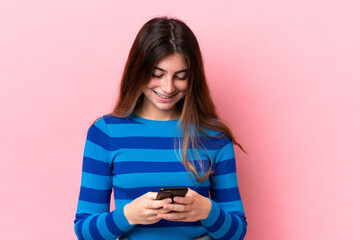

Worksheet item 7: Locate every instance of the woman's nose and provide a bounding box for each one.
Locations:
[161,76,175,93]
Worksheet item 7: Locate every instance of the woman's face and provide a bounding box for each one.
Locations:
[140,53,188,120]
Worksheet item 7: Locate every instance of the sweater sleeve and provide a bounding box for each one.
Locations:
[200,135,247,240]
[74,117,134,240]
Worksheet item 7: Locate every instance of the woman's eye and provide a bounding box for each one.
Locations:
[175,75,187,80]
[152,74,163,78]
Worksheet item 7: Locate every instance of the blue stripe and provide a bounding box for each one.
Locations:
[218,213,238,240]
[211,173,239,189]
[206,208,225,233]
[87,125,111,150]
[112,136,175,150]
[114,199,131,206]
[112,160,211,174]
[111,148,214,162]
[113,161,184,174]
[240,217,247,239]
[213,143,236,162]
[114,172,210,188]
[81,172,112,190]
[83,157,112,176]
[89,215,106,240]
[183,136,231,150]
[106,211,125,236]
[103,115,141,124]
[95,136,229,151]
[215,200,245,213]
[90,117,230,151]
[214,158,236,176]
[103,115,231,150]
[83,140,110,160]
[74,213,87,224]
[114,186,209,200]
[211,187,241,202]
[76,215,90,240]
[108,124,179,137]
[192,135,229,149]
[79,187,112,203]
[77,200,110,213]
[139,219,200,228]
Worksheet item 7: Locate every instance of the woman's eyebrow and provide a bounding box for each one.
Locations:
[154,66,188,74]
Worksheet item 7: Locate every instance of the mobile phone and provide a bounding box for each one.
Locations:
[155,187,188,202]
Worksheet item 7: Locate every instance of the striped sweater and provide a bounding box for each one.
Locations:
[74,114,247,240]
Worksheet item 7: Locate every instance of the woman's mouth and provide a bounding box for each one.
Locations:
[153,90,177,99]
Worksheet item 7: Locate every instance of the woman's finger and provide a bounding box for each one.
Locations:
[163,202,190,212]
[144,192,158,200]
[157,208,172,214]
[158,212,188,221]
[143,208,171,217]
[173,196,194,204]
[149,198,172,209]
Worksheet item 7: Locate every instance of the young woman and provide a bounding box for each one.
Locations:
[74,17,247,240]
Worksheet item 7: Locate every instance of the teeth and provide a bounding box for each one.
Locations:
[154,91,174,99]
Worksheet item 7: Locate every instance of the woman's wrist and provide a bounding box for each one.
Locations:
[200,197,212,220]
[124,203,136,225]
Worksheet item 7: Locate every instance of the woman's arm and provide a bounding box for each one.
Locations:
[74,117,173,239]
[201,136,247,239]
[74,118,134,239]
[159,135,247,240]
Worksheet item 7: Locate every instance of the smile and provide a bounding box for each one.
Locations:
[153,90,177,99]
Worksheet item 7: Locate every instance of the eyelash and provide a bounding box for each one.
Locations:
[152,74,187,80]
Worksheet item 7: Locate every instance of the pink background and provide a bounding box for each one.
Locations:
[1,0,359,239]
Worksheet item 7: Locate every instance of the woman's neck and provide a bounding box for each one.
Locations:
[134,108,180,121]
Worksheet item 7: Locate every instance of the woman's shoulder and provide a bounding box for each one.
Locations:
[93,113,138,125]
[199,120,233,148]
[89,113,141,137]
[200,119,228,137]
[200,127,224,137]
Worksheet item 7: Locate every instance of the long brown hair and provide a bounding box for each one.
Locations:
[111,17,247,182]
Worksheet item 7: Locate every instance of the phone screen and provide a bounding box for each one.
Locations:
[156,187,188,201]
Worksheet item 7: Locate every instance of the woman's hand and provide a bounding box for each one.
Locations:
[158,189,212,222]
[124,192,172,225]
